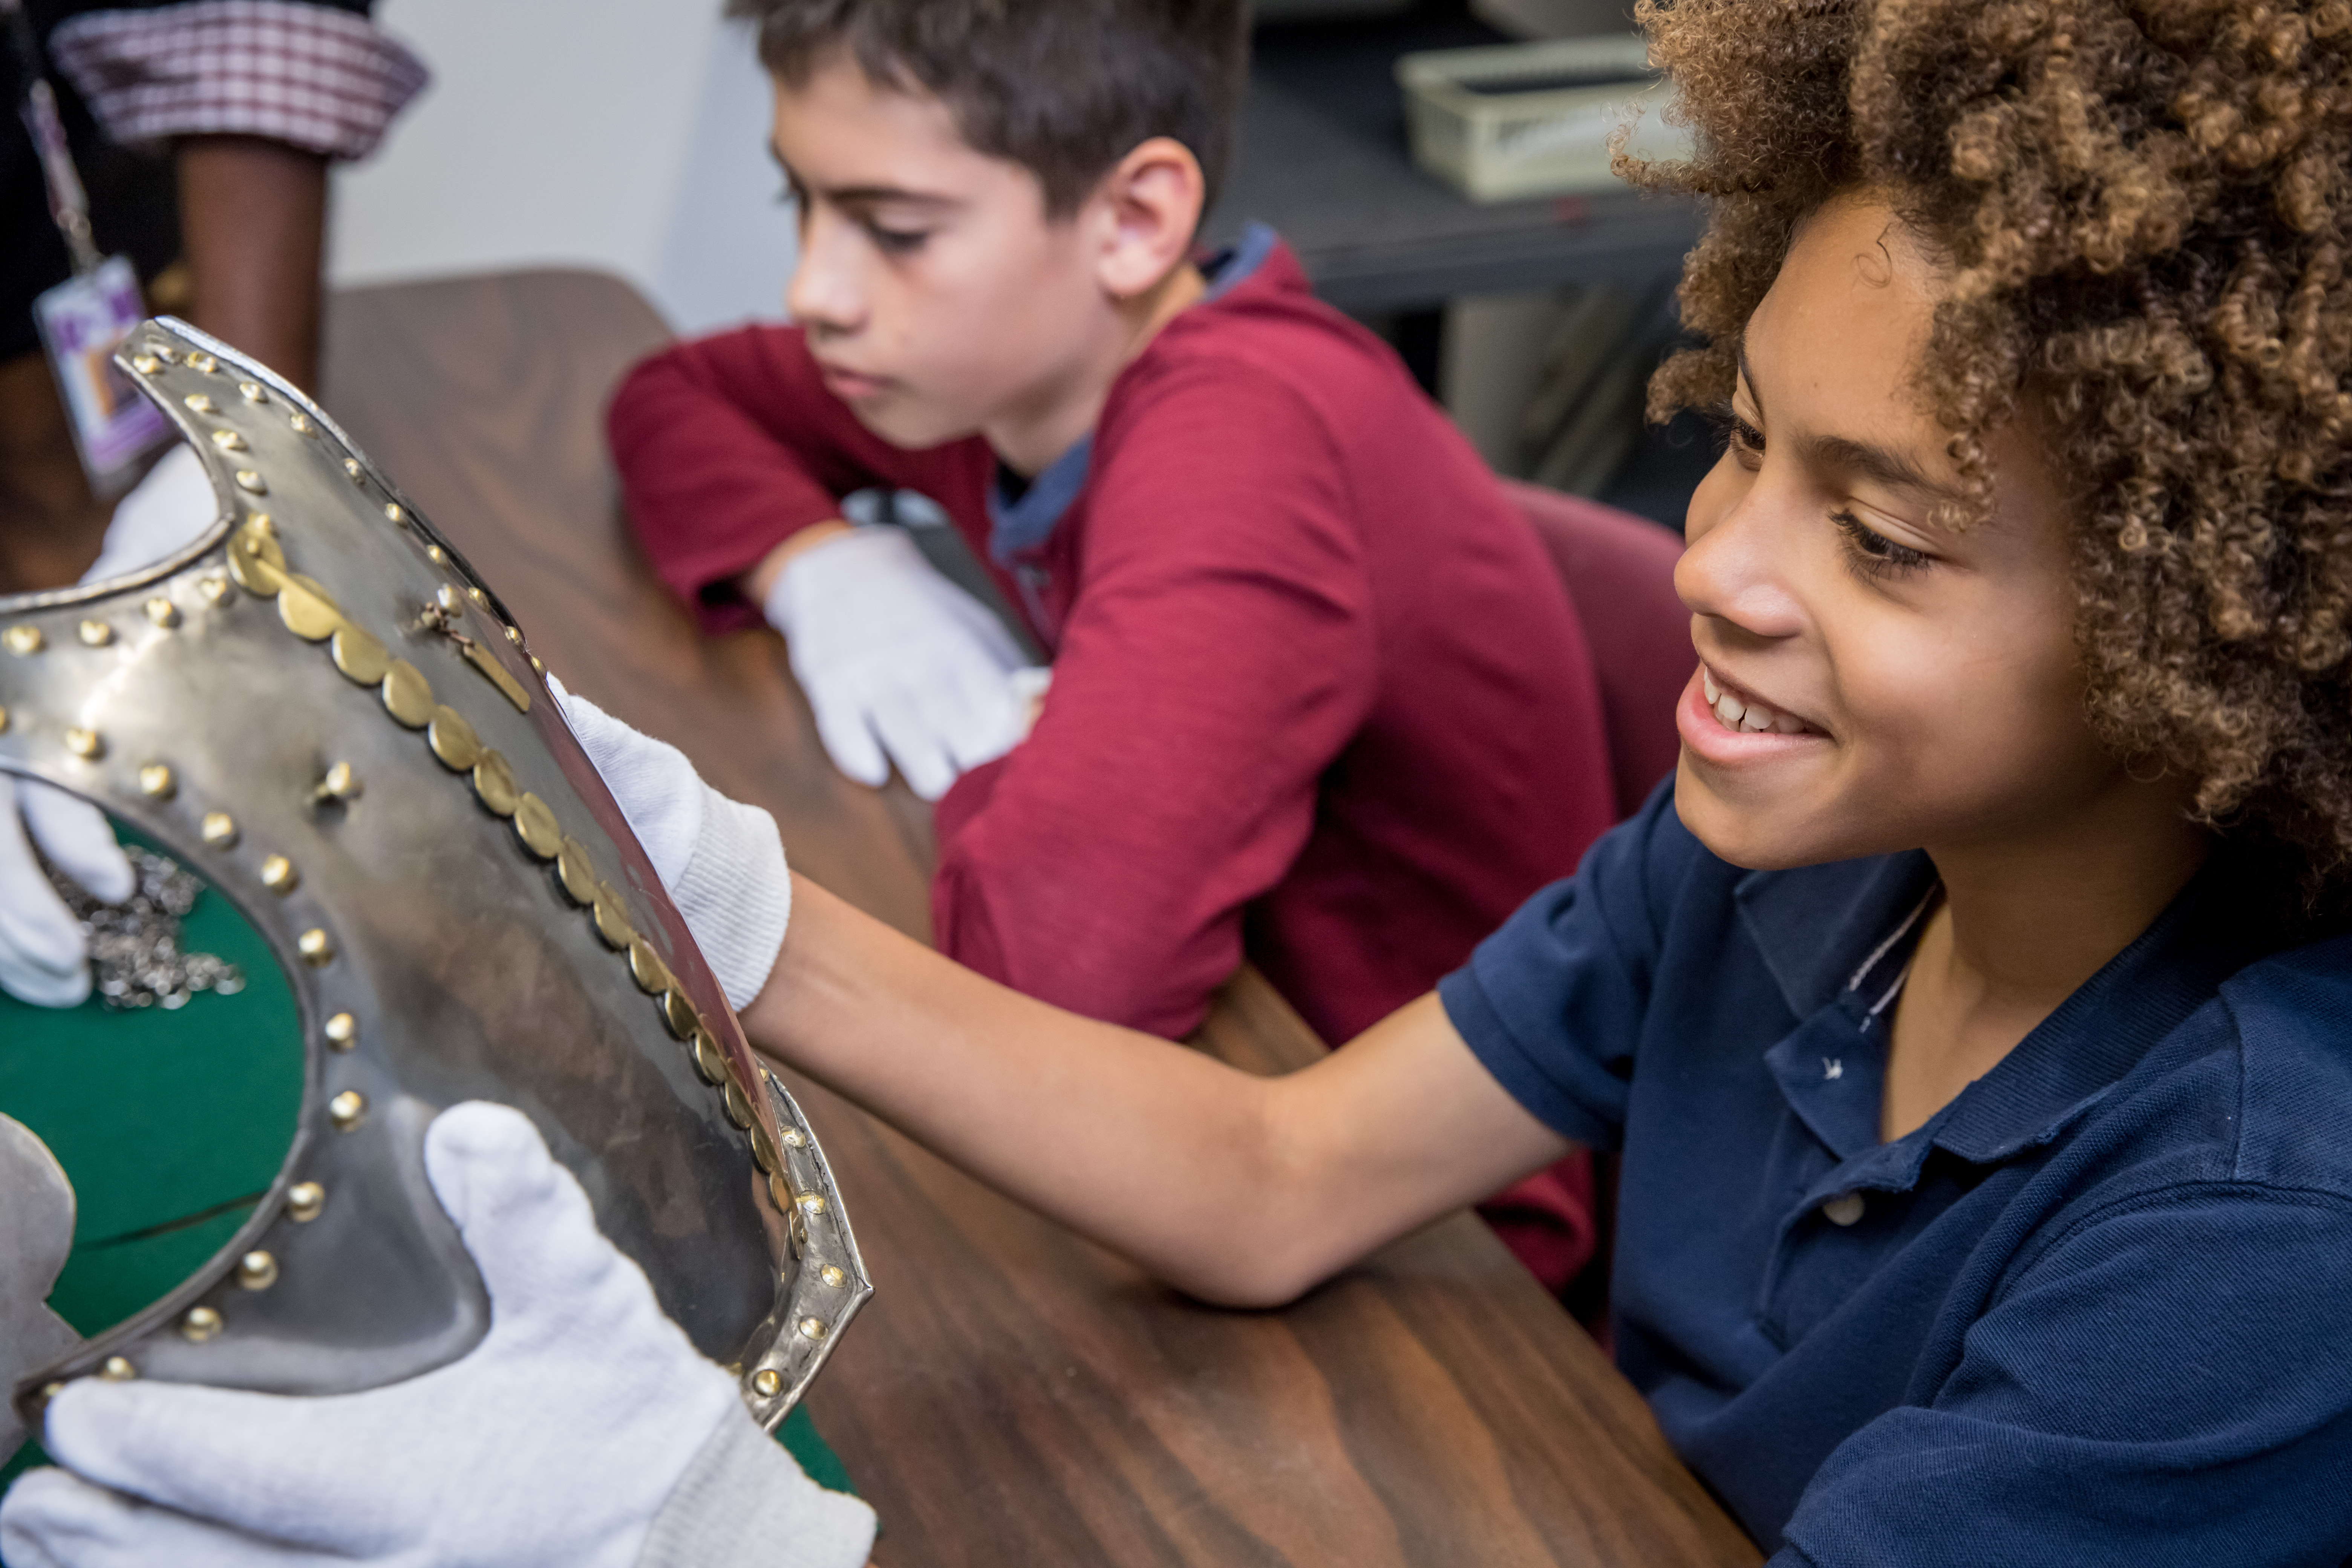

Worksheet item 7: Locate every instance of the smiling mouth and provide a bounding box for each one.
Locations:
[1700,663,1819,736]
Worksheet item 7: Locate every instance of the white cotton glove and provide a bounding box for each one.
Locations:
[0,1101,876,1568]
[0,447,213,1009]
[0,773,133,1009]
[548,679,790,1012]
[82,443,217,585]
[765,526,1032,802]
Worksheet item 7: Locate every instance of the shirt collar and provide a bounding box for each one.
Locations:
[1736,853,1938,1023]
[981,222,1280,566]
[986,433,1093,566]
[1747,847,2286,1172]
[1743,856,1937,1168]
[1927,851,2282,1163]
[1200,220,1279,301]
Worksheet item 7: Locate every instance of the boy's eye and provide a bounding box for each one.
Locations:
[1831,509,1932,582]
[866,223,929,256]
[1707,402,1766,466]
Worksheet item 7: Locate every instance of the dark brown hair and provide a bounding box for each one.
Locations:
[726,0,1248,218]
[1627,0,2352,888]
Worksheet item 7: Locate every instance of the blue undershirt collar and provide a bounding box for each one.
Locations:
[1200,220,1278,301]
[985,220,1280,565]
[986,435,1093,565]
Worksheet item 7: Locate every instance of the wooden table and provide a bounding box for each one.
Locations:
[318,269,1758,1568]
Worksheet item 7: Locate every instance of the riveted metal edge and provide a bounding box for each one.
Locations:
[739,1069,870,1430]
[6,315,833,1426]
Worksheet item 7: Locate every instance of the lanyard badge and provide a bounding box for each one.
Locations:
[33,256,170,496]
[6,0,171,495]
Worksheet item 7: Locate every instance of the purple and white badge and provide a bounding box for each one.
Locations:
[34,254,172,495]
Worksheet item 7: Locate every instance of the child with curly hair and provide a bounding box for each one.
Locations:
[12,0,2352,1562]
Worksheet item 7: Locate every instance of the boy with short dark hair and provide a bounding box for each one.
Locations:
[609,0,1619,1285]
[22,1,2352,1563]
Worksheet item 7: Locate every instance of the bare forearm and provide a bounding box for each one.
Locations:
[175,136,328,389]
[742,877,1576,1304]
[745,876,1306,1302]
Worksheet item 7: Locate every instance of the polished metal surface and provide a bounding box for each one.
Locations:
[0,320,869,1441]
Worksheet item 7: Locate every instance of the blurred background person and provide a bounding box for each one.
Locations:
[0,0,426,593]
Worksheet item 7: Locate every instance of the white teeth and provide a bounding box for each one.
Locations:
[1704,664,1811,735]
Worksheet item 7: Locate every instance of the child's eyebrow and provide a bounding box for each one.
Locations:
[765,142,957,210]
[1804,433,1957,502]
[1737,343,1962,503]
[821,185,960,210]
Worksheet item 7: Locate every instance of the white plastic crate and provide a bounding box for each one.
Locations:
[1395,35,1690,204]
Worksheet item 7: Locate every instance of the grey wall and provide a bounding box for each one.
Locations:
[328,0,799,334]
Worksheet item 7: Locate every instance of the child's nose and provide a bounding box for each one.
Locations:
[786,214,866,337]
[1675,490,1805,645]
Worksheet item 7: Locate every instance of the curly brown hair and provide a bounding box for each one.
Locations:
[1626,0,2352,888]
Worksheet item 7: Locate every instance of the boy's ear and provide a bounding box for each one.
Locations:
[1090,136,1206,302]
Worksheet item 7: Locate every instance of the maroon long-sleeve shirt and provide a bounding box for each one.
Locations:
[610,237,1618,1284]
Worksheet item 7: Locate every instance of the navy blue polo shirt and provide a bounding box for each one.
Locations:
[1439,783,2352,1565]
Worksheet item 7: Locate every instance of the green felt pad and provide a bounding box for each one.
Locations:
[0,838,858,1516]
[0,847,301,1341]
[0,1439,43,1501]
[779,1403,857,1497]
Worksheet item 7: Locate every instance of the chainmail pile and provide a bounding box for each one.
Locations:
[45,846,245,1010]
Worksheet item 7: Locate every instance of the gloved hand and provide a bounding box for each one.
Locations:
[549,679,790,1012]
[81,443,217,586]
[0,773,132,1009]
[0,1101,876,1568]
[764,525,1034,802]
[0,443,217,1008]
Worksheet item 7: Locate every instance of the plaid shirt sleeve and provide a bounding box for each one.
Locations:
[47,0,428,161]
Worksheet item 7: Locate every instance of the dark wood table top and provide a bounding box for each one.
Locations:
[318,268,1759,1568]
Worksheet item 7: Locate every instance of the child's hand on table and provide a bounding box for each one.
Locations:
[758,524,1035,802]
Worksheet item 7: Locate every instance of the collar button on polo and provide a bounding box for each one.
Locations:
[1821,1193,1866,1227]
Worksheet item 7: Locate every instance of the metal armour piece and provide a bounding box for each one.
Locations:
[0,322,867,1445]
